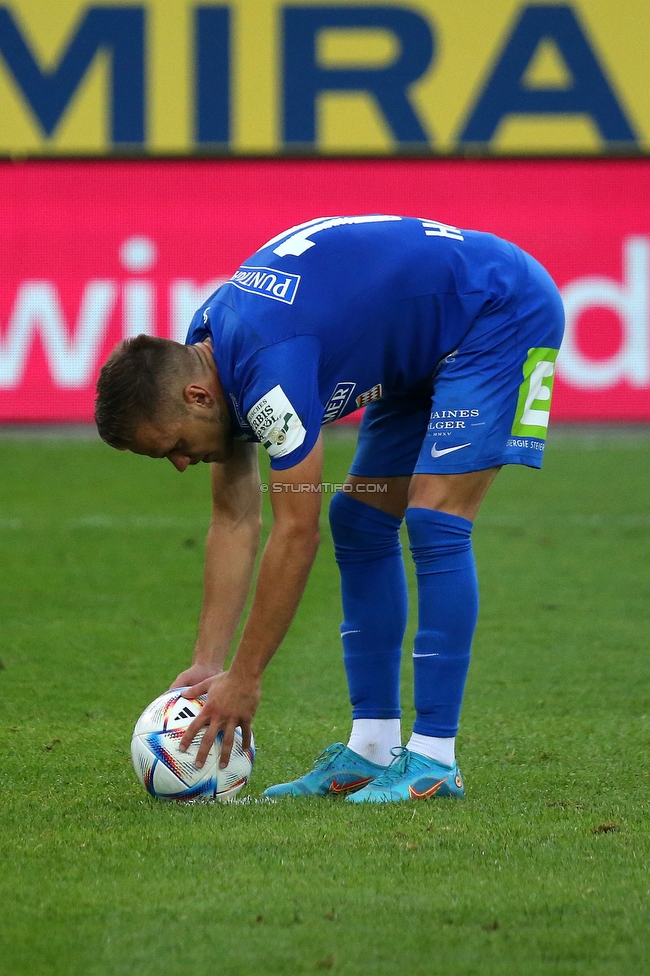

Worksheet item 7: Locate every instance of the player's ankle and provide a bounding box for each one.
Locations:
[347,718,401,766]
[406,732,456,767]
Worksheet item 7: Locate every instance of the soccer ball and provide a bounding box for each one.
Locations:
[130,688,255,802]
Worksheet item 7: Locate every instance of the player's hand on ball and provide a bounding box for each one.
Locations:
[179,670,260,770]
[169,662,222,691]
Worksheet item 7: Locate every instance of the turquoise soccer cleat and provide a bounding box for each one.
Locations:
[262,742,386,797]
[345,746,465,803]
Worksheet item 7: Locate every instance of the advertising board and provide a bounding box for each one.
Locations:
[0,1,647,157]
[1,158,648,422]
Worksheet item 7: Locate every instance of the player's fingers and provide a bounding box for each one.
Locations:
[195,720,219,769]
[179,711,209,752]
[241,722,252,752]
[186,678,213,699]
[219,723,236,769]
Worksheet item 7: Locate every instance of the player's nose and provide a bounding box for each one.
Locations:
[167,454,191,473]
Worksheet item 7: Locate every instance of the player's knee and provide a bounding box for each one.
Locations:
[405,507,475,574]
[329,490,402,558]
[408,468,499,522]
[328,490,371,544]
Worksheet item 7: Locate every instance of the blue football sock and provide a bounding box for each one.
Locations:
[329,492,407,720]
[405,507,479,738]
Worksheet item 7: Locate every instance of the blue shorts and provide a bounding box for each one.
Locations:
[350,250,565,477]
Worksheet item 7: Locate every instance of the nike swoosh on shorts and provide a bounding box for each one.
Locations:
[430,442,471,459]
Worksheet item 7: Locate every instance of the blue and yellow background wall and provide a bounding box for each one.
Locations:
[0,0,645,156]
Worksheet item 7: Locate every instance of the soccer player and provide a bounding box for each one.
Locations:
[95,215,564,802]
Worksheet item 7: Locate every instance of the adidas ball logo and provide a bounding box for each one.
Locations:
[174,706,196,721]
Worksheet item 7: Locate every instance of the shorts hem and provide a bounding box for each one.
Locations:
[351,452,544,477]
[413,452,544,475]
[348,465,416,478]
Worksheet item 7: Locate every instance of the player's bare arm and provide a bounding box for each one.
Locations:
[170,441,262,689]
[179,434,324,768]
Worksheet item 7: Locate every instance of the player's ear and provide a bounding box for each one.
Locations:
[183,383,216,410]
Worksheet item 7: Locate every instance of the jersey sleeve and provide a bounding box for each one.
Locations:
[237,335,324,470]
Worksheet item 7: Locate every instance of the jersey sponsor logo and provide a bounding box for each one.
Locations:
[355,384,382,408]
[506,437,545,452]
[229,266,300,304]
[430,441,471,459]
[428,408,484,433]
[431,409,479,419]
[512,347,559,439]
[247,384,307,459]
[322,381,356,424]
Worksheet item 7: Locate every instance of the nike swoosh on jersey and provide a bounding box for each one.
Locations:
[430,442,471,459]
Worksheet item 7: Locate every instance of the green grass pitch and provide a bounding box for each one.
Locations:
[1,429,649,976]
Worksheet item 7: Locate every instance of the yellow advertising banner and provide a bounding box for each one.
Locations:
[0,0,647,156]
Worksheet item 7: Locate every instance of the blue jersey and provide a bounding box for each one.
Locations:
[185,215,528,470]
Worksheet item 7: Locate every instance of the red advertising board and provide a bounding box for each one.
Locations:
[0,159,648,423]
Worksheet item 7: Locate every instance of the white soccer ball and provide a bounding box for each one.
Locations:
[130,688,255,802]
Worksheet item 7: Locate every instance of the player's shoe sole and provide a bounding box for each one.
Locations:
[262,742,386,797]
[345,747,464,803]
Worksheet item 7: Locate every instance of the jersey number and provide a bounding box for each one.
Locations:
[264,215,402,258]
